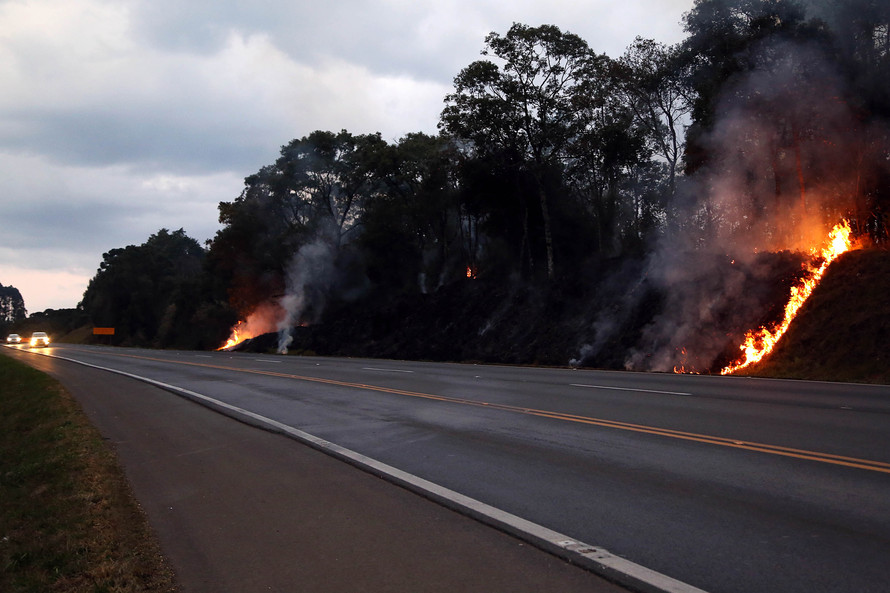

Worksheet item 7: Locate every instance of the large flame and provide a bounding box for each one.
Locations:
[720,220,853,375]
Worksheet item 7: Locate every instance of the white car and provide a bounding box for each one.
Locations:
[6,333,21,344]
[30,332,50,347]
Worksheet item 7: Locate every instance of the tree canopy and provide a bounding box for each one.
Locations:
[79,229,216,348]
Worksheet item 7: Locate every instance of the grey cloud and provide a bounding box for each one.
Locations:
[7,108,276,174]
[129,0,460,79]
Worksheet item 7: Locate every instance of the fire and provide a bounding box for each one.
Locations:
[217,321,250,350]
[672,347,699,374]
[216,301,284,351]
[466,266,477,279]
[720,220,854,375]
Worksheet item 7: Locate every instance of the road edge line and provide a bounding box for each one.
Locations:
[40,349,709,593]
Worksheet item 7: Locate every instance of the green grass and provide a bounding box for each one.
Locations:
[0,352,178,593]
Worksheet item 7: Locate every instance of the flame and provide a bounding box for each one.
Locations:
[217,320,261,351]
[672,347,699,374]
[466,266,477,279]
[216,301,285,351]
[720,220,853,375]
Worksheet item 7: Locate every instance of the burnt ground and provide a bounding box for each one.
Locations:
[241,248,878,378]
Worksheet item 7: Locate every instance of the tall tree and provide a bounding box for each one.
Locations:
[209,130,391,317]
[566,91,651,254]
[441,23,606,279]
[614,38,692,198]
[277,130,389,247]
[361,133,466,293]
[0,283,27,325]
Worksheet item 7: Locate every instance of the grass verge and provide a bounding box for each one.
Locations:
[0,351,178,593]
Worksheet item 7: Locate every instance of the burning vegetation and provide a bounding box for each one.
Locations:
[60,3,887,382]
[720,220,855,374]
[210,3,888,378]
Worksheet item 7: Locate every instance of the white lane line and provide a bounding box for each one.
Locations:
[254,359,281,363]
[363,367,414,373]
[571,383,691,396]
[33,348,708,593]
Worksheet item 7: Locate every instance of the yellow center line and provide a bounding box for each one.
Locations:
[109,351,890,474]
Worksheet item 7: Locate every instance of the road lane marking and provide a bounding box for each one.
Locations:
[363,367,414,373]
[69,350,890,475]
[571,383,691,396]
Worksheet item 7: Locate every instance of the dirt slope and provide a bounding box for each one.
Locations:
[281,247,889,384]
[742,247,890,383]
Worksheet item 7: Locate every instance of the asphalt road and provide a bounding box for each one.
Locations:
[3,345,627,593]
[7,343,890,593]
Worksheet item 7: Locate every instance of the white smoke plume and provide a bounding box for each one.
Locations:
[276,234,338,354]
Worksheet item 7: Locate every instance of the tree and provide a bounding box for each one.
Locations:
[614,38,692,199]
[810,0,890,239]
[209,130,391,317]
[0,283,27,326]
[679,0,823,171]
[441,23,606,279]
[673,0,877,248]
[277,130,390,247]
[361,133,466,293]
[80,229,205,346]
[565,93,652,254]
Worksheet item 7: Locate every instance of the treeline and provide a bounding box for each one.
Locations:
[73,0,889,352]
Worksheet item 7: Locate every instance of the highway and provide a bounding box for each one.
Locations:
[7,343,890,593]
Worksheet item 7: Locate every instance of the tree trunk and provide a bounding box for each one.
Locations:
[534,174,555,280]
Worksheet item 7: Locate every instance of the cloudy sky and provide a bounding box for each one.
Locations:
[1,0,692,313]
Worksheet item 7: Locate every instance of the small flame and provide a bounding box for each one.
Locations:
[216,302,284,351]
[466,266,477,279]
[672,347,699,374]
[217,321,250,351]
[720,220,853,375]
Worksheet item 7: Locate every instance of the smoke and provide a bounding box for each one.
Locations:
[276,233,339,354]
[589,38,872,372]
[693,40,862,252]
[226,300,285,346]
